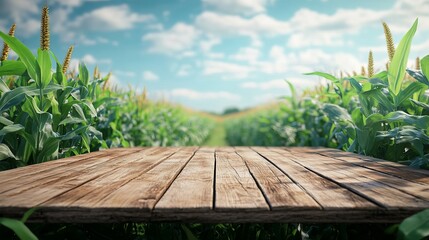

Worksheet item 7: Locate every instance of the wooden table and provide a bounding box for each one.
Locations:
[0,147,428,223]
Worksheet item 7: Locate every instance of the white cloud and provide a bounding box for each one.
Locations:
[143,71,159,81]
[0,0,40,36]
[143,23,199,55]
[170,88,240,100]
[231,47,260,64]
[81,54,112,65]
[69,4,154,31]
[200,36,221,52]
[203,60,254,79]
[241,79,288,90]
[114,70,136,78]
[195,11,290,37]
[241,78,321,91]
[202,0,273,16]
[177,65,191,77]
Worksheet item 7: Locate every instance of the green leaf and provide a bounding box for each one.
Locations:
[59,116,85,125]
[346,77,362,92]
[0,31,38,82]
[0,143,17,160]
[388,19,418,95]
[411,99,429,111]
[407,69,429,86]
[398,209,429,240]
[421,55,429,79]
[322,104,352,122]
[385,111,429,129]
[21,208,38,223]
[79,62,89,86]
[305,72,339,82]
[0,116,13,126]
[36,49,52,87]
[0,84,62,113]
[0,79,10,92]
[0,218,38,240]
[38,137,60,162]
[0,60,27,76]
[361,89,395,112]
[181,225,198,240]
[0,124,24,136]
[397,82,427,106]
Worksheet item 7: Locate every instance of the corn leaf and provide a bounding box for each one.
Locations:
[305,72,339,82]
[21,208,38,223]
[37,49,52,87]
[0,116,13,126]
[0,143,17,161]
[0,31,38,82]
[0,218,38,240]
[0,124,24,137]
[406,69,429,86]
[421,55,429,79]
[0,60,26,76]
[38,137,60,162]
[0,84,62,113]
[397,209,429,240]
[79,62,89,86]
[397,82,427,106]
[411,99,429,111]
[388,19,418,96]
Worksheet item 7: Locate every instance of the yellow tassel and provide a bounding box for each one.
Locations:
[361,66,366,77]
[368,51,374,78]
[382,22,395,62]
[103,72,111,90]
[1,23,16,61]
[40,6,50,50]
[62,45,74,74]
[93,65,100,79]
[416,57,420,70]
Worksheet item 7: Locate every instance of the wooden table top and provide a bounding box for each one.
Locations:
[0,147,428,223]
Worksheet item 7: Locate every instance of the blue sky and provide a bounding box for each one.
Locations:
[1,0,428,113]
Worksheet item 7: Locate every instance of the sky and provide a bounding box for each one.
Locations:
[0,0,429,113]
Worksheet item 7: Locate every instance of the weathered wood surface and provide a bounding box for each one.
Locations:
[0,147,428,223]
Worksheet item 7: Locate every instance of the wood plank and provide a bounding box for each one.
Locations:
[253,147,377,210]
[93,147,198,210]
[313,147,429,185]
[0,148,155,207]
[43,147,178,207]
[215,149,269,211]
[287,147,429,200]
[274,147,429,209]
[155,147,215,212]
[235,147,320,210]
[0,150,108,184]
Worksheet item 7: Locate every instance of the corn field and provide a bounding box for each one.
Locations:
[0,6,428,240]
[0,7,212,171]
[226,19,429,170]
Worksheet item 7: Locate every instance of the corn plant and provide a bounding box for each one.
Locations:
[226,19,429,169]
[0,7,213,170]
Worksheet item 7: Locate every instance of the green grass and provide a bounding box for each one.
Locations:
[203,120,227,146]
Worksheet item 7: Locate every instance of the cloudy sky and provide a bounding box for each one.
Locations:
[0,0,428,112]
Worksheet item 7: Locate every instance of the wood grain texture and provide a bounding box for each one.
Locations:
[155,147,215,212]
[94,147,198,210]
[234,147,320,210]
[0,147,428,223]
[254,147,377,210]
[43,147,177,207]
[215,149,269,211]
[276,147,429,209]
